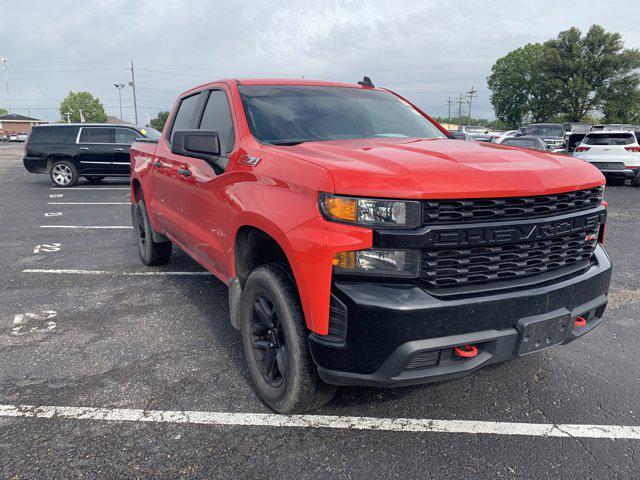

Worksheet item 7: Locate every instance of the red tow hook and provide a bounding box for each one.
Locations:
[574,316,587,328]
[453,344,478,358]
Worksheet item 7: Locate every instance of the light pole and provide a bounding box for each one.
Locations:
[64,112,72,124]
[1,57,9,112]
[114,83,125,123]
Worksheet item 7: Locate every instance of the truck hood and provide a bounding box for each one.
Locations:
[269,138,604,199]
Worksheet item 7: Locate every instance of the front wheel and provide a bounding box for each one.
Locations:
[132,199,172,265]
[240,264,336,413]
[49,160,79,187]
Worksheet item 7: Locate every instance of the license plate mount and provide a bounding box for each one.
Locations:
[516,310,571,356]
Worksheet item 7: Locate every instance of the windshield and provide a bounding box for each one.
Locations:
[583,133,635,146]
[238,85,446,145]
[139,127,161,140]
[525,125,563,136]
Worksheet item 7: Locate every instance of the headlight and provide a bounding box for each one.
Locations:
[319,193,421,229]
[333,249,420,278]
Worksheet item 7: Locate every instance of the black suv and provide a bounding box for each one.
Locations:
[23,124,161,187]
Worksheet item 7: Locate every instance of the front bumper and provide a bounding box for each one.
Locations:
[310,245,611,387]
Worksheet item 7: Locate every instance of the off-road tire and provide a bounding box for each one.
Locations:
[240,264,336,413]
[132,199,172,266]
[49,159,79,187]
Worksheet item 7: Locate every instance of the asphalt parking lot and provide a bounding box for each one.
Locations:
[1,142,639,479]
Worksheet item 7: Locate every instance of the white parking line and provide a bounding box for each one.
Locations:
[23,268,210,276]
[39,225,133,229]
[1,404,639,440]
[46,202,130,205]
[50,187,129,190]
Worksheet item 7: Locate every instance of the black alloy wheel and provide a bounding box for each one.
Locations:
[249,294,287,387]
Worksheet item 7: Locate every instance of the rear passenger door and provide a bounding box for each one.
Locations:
[112,127,142,174]
[77,127,116,175]
[178,88,236,274]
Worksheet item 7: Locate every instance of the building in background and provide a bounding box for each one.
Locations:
[0,113,47,135]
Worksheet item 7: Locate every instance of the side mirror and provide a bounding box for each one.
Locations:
[171,129,220,163]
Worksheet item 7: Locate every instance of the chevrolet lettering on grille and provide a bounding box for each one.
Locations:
[428,211,605,248]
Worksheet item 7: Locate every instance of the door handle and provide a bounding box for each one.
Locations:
[178,168,191,177]
[113,148,124,152]
[153,161,162,168]
[79,147,89,151]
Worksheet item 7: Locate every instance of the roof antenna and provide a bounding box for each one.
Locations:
[357,76,374,88]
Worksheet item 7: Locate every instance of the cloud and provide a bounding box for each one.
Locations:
[2,0,639,122]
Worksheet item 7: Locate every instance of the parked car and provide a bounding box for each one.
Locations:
[563,123,592,154]
[520,123,566,150]
[9,134,18,142]
[458,125,494,142]
[491,130,517,143]
[573,130,640,187]
[499,136,547,151]
[22,124,161,187]
[448,130,475,141]
[130,77,610,413]
[16,132,28,142]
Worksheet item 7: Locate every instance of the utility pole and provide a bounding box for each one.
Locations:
[146,113,151,126]
[446,97,454,127]
[466,86,478,124]
[114,83,125,123]
[1,57,9,112]
[456,92,466,127]
[129,60,138,125]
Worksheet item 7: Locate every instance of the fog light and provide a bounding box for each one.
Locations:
[332,249,420,278]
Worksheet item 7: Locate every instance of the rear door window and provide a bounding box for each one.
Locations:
[79,128,116,143]
[199,90,235,154]
[167,93,201,143]
[115,128,141,145]
[583,133,634,146]
[29,126,78,143]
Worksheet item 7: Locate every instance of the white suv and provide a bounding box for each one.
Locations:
[573,130,640,187]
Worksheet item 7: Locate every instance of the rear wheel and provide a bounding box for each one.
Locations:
[49,160,79,187]
[85,176,105,184]
[132,199,172,265]
[631,176,640,188]
[240,264,336,413]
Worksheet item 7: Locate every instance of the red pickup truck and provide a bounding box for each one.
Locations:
[130,78,611,413]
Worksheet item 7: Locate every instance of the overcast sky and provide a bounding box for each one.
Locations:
[2,0,639,124]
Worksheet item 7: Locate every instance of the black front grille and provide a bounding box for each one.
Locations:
[422,187,603,225]
[420,229,598,289]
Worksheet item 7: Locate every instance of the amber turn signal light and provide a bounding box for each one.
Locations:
[323,196,357,222]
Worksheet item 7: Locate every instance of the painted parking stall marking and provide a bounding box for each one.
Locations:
[33,243,61,254]
[44,212,63,217]
[11,311,58,336]
[23,268,210,276]
[1,404,640,440]
[46,202,130,205]
[49,193,63,198]
[39,225,133,229]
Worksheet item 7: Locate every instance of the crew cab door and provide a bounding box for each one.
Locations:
[112,127,142,174]
[77,127,116,175]
[152,92,203,241]
[177,88,236,275]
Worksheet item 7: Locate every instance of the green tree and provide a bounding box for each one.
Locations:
[0,107,7,116]
[487,43,559,128]
[150,111,170,132]
[602,86,640,124]
[542,25,640,121]
[488,25,640,125]
[59,91,107,123]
